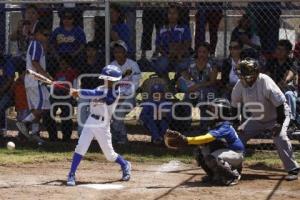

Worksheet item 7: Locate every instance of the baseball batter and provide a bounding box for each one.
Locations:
[231,58,299,181]
[66,65,131,186]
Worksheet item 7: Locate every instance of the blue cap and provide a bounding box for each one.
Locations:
[99,65,122,81]
[151,84,165,93]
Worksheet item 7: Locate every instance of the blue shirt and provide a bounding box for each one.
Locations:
[50,26,86,54]
[140,99,172,121]
[209,121,245,152]
[156,24,192,54]
[112,23,132,54]
[0,57,15,86]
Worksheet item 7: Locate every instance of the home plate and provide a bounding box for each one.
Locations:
[78,184,124,190]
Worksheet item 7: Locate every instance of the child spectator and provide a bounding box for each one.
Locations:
[16,22,52,144]
[231,14,261,53]
[110,4,133,58]
[152,3,192,81]
[110,40,141,144]
[13,73,30,139]
[51,54,78,142]
[140,84,172,145]
[50,9,86,61]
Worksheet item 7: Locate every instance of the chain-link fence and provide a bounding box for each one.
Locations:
[1,1,300,158]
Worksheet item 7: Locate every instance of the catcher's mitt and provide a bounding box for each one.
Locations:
[164,129,188,149]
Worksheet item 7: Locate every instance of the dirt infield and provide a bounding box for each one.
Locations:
[1,161,300,200]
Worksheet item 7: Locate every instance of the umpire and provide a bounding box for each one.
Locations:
[231,58,300,181]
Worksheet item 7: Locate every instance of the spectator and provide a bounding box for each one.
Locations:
[10,4,40,71]
[110,40,141,144]
[140,3,166,59]
[50,54,78,142]
[231,14,261,53]
[36,4,54,31]
[153,3,192,81]
[247,2,281,59]
[264,40,298,124]
[140,84,172,145]
[293,33,300,62]
[0,47,15,136]
[178,42,218,132]
[110,4,133,58]
[120,2,138,59]
[77,41,105,136]
[50,9,86,61]
[16,22,52,143]
[12,71,30,139]
[220,41,243,99]
[195,2,223,56]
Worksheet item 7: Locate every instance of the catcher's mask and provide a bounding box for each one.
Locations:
[235,58,259,87]
[208,98,232,122]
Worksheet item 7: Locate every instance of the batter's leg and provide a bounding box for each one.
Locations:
[94,128,131,181]
[67,119,95,186]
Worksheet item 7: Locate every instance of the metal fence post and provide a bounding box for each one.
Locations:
[105,0,110,65]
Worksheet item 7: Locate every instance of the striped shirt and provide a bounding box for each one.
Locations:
[25,40,46,88]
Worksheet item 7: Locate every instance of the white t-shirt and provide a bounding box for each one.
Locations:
[231,73,287,123]
[25,40,46,88]
[110,58,141,96]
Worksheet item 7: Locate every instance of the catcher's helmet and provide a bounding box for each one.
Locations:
[210,98,232,120]
[98,65,122,81]
[235,57,259,79]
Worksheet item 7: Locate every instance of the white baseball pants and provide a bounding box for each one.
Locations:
[75,115,118,162]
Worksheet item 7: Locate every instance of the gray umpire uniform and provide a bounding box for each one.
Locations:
[231,73,299,172]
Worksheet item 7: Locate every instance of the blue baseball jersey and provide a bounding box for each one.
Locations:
[209,121,245,152]
[50,26,86,54]
[0,57,14,85]
[156,24,192,54]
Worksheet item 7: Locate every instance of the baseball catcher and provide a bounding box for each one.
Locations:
[165,98,244,186]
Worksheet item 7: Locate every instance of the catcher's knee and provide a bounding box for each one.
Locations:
[204,155,218,168]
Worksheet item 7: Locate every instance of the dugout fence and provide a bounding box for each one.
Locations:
[1,0,300,156]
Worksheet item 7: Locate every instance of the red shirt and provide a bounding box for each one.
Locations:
[54,68,78,93]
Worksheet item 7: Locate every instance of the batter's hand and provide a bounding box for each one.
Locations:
[70,88,79,97]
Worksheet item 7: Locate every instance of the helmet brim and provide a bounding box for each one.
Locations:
[98,75,121,81]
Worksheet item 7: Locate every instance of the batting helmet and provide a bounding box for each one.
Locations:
[235,57,259,79]
[98,65,122,81]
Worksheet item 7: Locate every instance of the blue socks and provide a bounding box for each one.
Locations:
[115,155,127,169]
[69,153,83,174]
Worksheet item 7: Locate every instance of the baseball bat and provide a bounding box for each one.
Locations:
[26,69,71,91]
[26,69,53,85]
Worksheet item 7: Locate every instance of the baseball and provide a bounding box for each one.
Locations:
[7,141,15,150]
